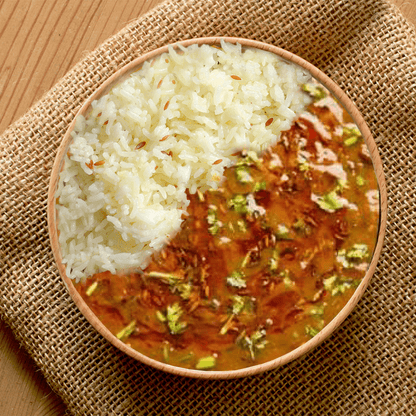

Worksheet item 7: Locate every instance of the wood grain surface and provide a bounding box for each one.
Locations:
[0,0,414,415]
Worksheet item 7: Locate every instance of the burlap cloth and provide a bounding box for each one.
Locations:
[1,0,415,414]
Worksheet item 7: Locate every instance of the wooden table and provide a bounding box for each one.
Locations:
[0,0,414,414]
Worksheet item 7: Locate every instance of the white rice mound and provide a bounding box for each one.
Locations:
[56,40,311,281]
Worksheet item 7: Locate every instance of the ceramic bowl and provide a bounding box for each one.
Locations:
[48,37,387,379]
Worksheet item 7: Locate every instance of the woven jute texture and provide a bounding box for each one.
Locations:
[1,0,415,414]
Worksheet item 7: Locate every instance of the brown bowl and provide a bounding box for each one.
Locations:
[48,37,387,379]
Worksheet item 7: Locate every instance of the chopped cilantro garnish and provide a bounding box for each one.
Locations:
[231,295,247,315]
[305,325,320,338]
[268,249,279,273]
[269,257,279,273]
[241,251,252,268]
[293,218,307,234]
[166,303,187,335]
[116,320,136,341]
[207,209,217,224]
[208,223,220,235]
[276,224,290,239]
[337,244,369,269]
[346,243,368,260]
[283,275,295,289]
[196,356,216,370]
[324,275,357,296]
[343,126,361,146]
[299,161,310,172]
[302,83,327,100]
[228,194,247,214]
[323,275,338,291]
[336,179,348,191]
[239,328,268,360]
[156,310,167,323]
[237,219,247,232]
[356,175,365,186]
[177,283,192,300]
[236,165,253,183]
[307,305,325,316]
[235,151,260,169]
[148,271,182,285]
[315,191,344,212]
[344,136,358,146]
[207,208,221,235]
[196,189,205,202]
[253,181,267,192]
[148,271,193,299]
[226,270,247,288]
[86,281,98,296]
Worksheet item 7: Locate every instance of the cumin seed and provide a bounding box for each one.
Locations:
[265,117,274,127]
[231,75,241,80]
[213,159,222,165]
[135,141,146,150]
[164,100,170,110]
[94,160,105,166]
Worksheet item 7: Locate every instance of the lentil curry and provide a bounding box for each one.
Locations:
[75,83,380,371]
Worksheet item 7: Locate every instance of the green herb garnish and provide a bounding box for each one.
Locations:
[176,283,192,300]
[299,161,310,171]
[166,303,187,335]
[356,175,365,186]
[307,304,325,316]
[235,165,253,183]
[231,295,247,315]
[148,271,182,285]
[236,151,260,167]
[228,194,247,214]
[196,356,216,370]
[116,320,136,341]
[283,275,295,289]
[335,179,348,191]
[343,126,361,146]
[346,243,368,260]
[302,83,327,100]
[323,275,358,296]
[226,270,247,288]
[220,296,251,335]
[156,310,167,323]
[239,328,268,360]
[207,208,221,235]
[293,218,308,235]
[276,224,290,239]
[268,249,279,273]
[253,181,267,192]
[237,219,247,232]
[85,281,98,296]
[315,191,344,212]
[305,325,320,338]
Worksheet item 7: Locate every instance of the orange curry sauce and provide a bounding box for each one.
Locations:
[75,85,380,371]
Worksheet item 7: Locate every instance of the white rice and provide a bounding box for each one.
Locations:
[56,40,311,281]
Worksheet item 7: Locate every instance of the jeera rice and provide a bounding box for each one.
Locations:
[56,41,312,280]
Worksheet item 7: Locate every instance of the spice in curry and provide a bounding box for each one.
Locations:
[75,84,380,371]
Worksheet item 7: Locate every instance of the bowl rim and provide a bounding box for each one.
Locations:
[47,36,387,379]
